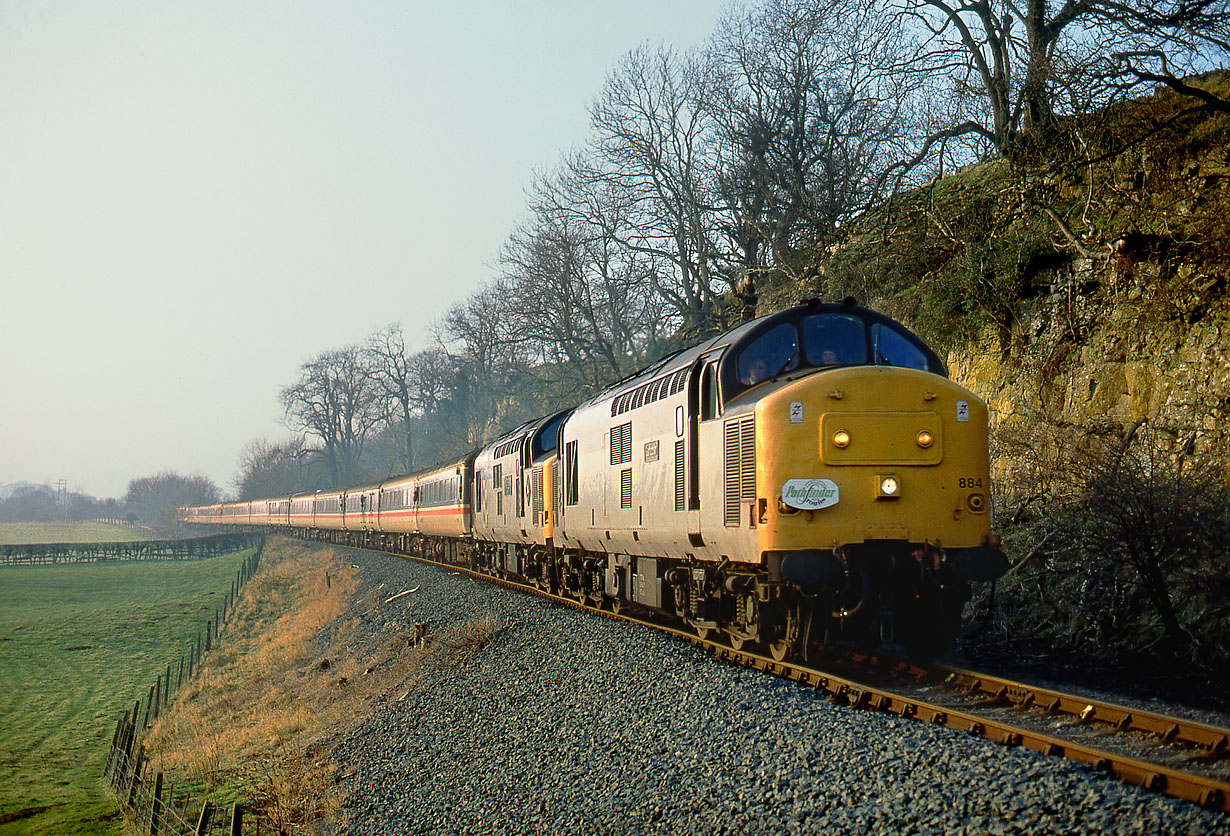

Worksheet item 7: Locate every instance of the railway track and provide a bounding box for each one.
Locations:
[305,532,1230,814]
[664,625,1230,813]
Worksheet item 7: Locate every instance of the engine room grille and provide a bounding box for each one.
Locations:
[723,416,756,527]
[674,439,685,512]
[610,422,632,465]
[532,466,544,524]
[620,468,633,509]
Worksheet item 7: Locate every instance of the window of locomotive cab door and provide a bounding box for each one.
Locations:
[564,440,579,506]
[700,361,720,421]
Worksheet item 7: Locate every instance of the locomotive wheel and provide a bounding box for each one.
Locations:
[769,639,792,662]
[727,632,747,651]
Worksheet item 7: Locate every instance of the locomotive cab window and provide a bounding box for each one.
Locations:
[736,323,799,385]
[532,412,567,462]
[801,313,867,366]
[871,323,929,370]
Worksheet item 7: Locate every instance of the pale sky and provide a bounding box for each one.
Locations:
[1,0,728,499]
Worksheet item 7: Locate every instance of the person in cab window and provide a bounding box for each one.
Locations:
[821,349,839,365]
[742,357,769,385]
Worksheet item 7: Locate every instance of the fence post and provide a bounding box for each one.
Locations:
[230,802,243,836]
[195,800,212,836]
[165,663,172,706]
[126,746,145,808]
[119,713,137,782]
[142,686,154,728]
[177,655,185,690]
[104,714,123,778]
[150,772,164,836]
[153,674,161,720]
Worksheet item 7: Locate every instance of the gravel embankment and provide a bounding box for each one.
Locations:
[321,546,1230,836]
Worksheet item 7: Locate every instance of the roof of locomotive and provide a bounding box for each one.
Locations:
[572,298,945,411]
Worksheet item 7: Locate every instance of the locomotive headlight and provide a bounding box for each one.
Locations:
[916,430,934,448]
[833,430,851,448]
[877,476,900,498]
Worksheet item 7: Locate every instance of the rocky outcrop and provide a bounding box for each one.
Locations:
[950,255,1230,460]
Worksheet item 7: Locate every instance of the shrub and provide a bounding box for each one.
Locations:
[987,420,1230,673]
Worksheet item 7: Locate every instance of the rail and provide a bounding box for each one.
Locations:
[299,530,1230,813]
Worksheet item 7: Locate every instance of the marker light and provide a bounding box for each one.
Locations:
[833,430,851,448]
[916,430,934,448]
[878,476,900,497]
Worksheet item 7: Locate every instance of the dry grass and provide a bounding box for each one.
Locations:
[142,537,501,833]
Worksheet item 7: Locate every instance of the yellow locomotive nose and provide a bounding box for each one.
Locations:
[756,365,995,556]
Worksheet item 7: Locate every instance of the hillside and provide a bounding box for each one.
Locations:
[791,76,1230,677]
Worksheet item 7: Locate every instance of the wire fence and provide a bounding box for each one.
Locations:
[103,541,272,835]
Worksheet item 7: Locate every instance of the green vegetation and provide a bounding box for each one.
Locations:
[0,522,150,546]
[812,77,1230,354]
[976,423,1230,679]
[807,80,1230,680]
[0,550,252,836]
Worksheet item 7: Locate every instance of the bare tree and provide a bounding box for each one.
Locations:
[502,171,673,390]
[438,286,531,447]
[125,471,220,534]
[0,484,122,523]
[366,323,417,474]
[898,0,1230,158]
[581,44,728,336]
[707,0,922,303]
[234,437,319,499]
[279,345,382,487]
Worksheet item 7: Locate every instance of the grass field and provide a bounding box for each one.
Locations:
[0,522,150,545]
[0,549,253,836]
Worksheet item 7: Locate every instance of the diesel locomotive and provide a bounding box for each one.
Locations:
[183,299,1008,659]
